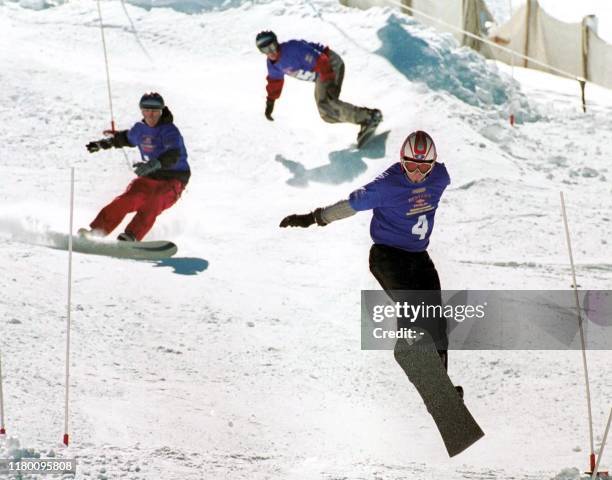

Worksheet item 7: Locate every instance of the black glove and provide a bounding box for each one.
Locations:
[265,99,275,121]
[280,208,328,228]
[134,158,161,176]
[86,138,113,153]
[279,212,316,228]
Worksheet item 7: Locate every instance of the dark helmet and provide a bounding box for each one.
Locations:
[255,30,278,52]
[139,92,165,110]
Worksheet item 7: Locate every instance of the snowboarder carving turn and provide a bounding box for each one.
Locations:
[279,130,484,457]
[80,93,190,242]
[255,30,382,148]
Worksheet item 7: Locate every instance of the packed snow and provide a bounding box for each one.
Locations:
[0,0,611,479]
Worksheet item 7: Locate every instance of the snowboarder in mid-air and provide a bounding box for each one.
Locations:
[80,92,190,242]
[279,131,484,457]
[255,30,382,148]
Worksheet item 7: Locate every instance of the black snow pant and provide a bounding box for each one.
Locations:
[368,243,448,368]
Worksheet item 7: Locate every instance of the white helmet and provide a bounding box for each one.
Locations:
[400,130,436,181]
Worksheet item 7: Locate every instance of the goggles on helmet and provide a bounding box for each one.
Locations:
[402,157,434,175]
[258,42,278,55]
[139,93,164,110]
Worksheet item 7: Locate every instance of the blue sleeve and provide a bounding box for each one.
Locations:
[267,60,284,80]
[348,183,384,211]
[443,164,451,186]
[161,125,182,152]
[434,163,451,189]
[348,165,399,211]
[127,124,140,146]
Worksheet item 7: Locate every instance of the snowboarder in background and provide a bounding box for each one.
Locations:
[279,131,483,456]
[80,93,190,241]
[255,30,382,147]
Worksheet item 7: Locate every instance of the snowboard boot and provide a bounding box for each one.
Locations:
[77,227,105,239]
[439,352,463,400]
[455,386,464,400]
[357,109,383,148]
[117,231,136,242]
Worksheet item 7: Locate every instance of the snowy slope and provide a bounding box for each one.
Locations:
[0,0,611,479]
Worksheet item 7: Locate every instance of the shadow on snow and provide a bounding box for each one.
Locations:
[276,130,390,187]
[152,257,209,275]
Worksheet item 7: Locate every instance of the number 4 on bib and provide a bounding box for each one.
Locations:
[411,214,429,240]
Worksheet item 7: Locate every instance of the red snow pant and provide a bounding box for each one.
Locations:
[90,176,184,240]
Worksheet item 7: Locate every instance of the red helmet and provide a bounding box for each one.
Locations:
[400,130,436,181]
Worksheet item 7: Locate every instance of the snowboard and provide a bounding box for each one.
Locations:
[48,232,177,260]
[394,336,485,457]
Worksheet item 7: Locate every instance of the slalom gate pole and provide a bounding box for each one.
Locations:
[63,167,75,447]
[0,351,6,435]
[96,0,116,134]
[95,0,132,169]
[591,408,612,479]
[508,0,515,126]
[560,192,596,472]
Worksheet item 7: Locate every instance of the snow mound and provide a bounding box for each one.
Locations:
[3,0,71,9]
[551,467,592,480]
[124,0,259,13]
[374,14,539,122]
[5,0,264,13]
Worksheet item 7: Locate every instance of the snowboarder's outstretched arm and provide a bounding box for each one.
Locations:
[264,76,283,122]
[280,168,390,228]
[157,149,181,168]
[263,55,286,121]
[85,130,133,153]
[279,199,357,228]
[132,149,180,177]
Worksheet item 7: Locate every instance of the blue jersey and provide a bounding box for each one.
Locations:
[349,163,450,252]
[267,40,327,82]
[127,121,189,173]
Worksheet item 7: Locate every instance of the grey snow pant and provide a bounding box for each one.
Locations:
[314,50,371,125]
